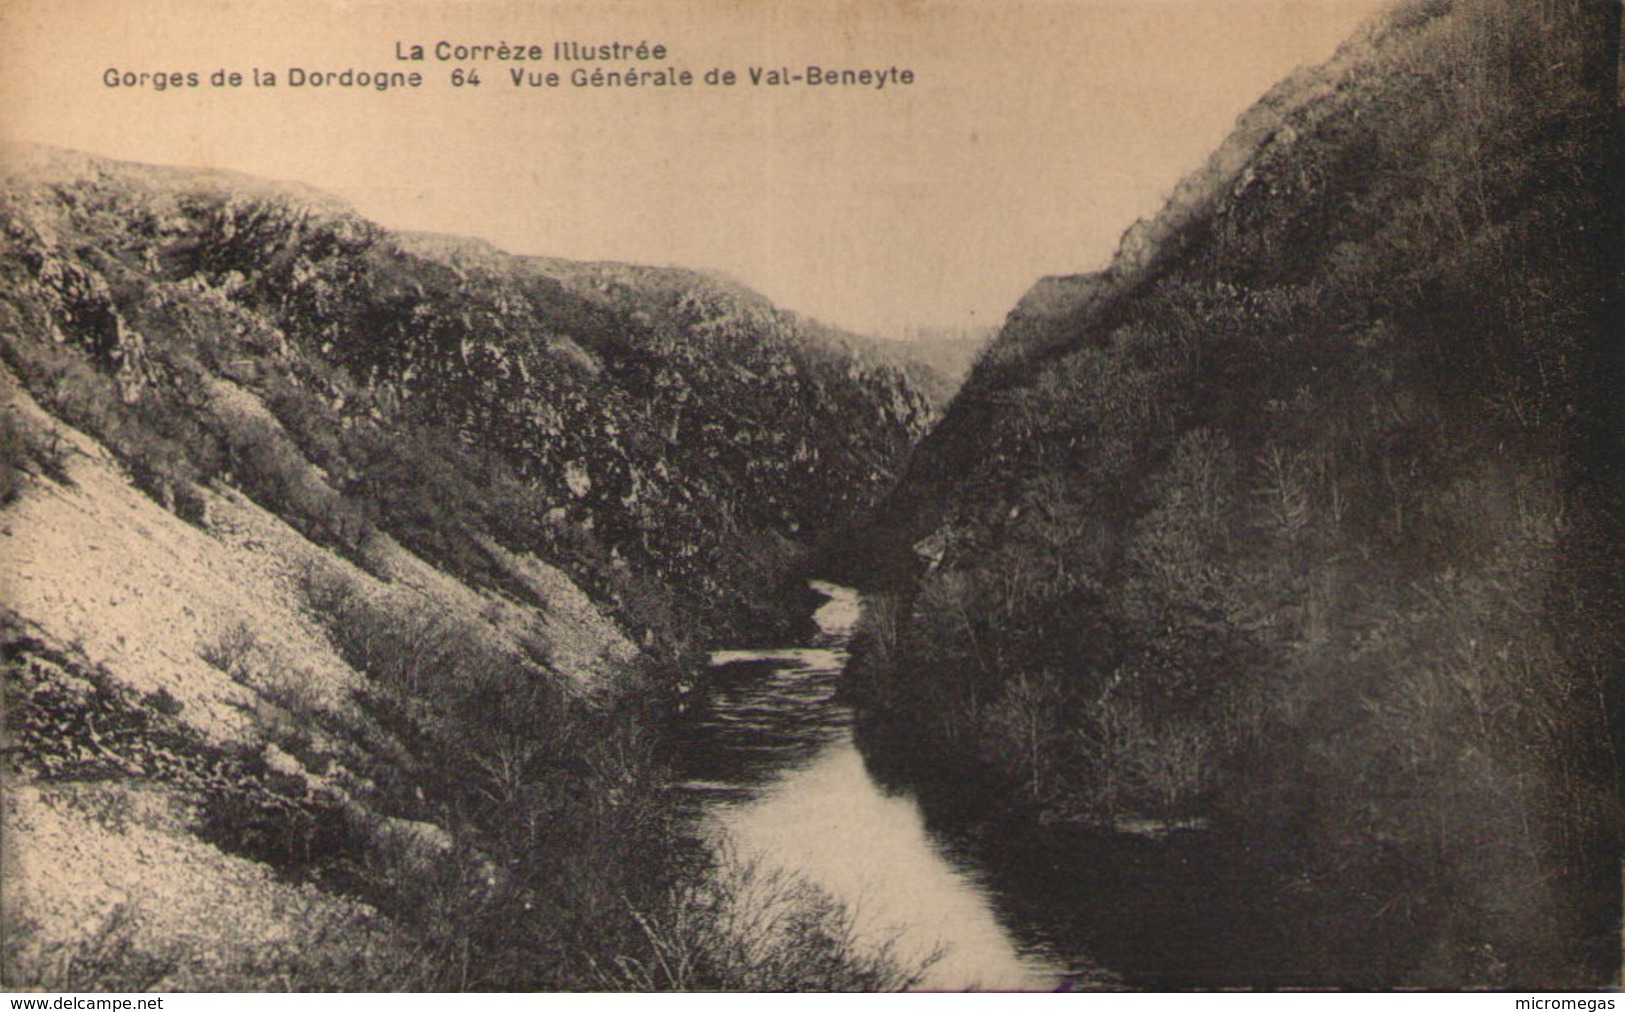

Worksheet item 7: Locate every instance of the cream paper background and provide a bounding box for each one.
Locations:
[0,0,1384,338]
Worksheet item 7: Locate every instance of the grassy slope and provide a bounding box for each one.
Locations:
[852,0,1622,987]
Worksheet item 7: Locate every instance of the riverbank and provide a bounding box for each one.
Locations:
[671,583,1076,992]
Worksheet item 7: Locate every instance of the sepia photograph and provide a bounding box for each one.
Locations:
[0,0,1620,992]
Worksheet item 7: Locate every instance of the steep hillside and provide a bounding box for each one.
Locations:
[0,145,932,655]
[857,326,995,411]
[851,0,1622,988]
[0,145,930,988]
[397,234,936,495]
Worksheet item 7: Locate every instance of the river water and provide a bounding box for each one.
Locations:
[671,581,1068,991]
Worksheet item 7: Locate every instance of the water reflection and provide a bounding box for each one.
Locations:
[674,582,1062,991]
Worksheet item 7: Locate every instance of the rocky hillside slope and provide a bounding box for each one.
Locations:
[1,145,932,653]
[851,0,1622,988]
[0,144,930,988]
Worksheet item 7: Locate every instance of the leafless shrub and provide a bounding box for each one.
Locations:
[594,849,939,992]
[199,619,260,680]
[986,671,1064,800]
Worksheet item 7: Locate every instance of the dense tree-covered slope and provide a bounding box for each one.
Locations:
[851,0,1622,987]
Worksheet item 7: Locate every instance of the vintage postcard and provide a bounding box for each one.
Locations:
[0,0,1619,993]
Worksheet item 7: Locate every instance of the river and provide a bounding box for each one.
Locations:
[671,581,1072,991]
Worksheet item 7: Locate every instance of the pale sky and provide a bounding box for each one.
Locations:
[0,0,1388,337]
